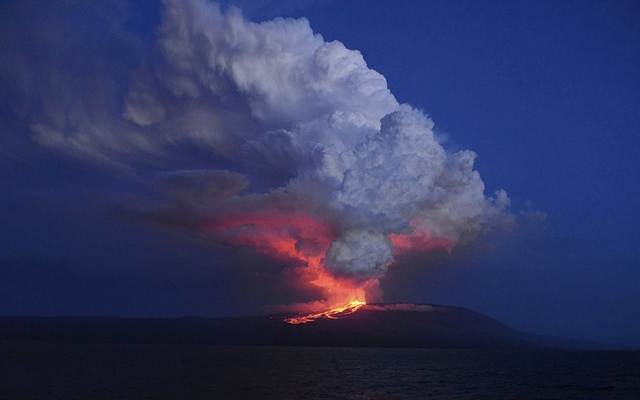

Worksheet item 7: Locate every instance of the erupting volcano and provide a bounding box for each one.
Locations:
[201,205,466,319]
[129,0,513,315]
[203,209,376,313]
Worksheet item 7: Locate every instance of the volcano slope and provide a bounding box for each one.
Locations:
[0,304,623,349]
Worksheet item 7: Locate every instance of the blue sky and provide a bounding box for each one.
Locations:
[1,0,639,347]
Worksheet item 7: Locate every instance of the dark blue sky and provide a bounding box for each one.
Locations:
[1,0,639,347]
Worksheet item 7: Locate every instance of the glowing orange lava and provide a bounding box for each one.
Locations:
[284,300,366,324]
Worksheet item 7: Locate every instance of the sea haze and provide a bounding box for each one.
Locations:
[1,341,639,399]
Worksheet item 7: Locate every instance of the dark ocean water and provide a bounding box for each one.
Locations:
[1,341,638,399]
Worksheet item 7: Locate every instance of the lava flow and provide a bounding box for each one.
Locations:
[284,300,366,324]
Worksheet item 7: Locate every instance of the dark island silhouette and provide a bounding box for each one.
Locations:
[0,303,626,350]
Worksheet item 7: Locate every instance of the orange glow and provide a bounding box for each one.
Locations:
[202,209,377,313]
[202,210,449,320]
[203,209,334,266]
[284,300,366,324]
[389,220,453,257]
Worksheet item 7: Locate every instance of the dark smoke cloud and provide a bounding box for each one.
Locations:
[0,0,146,167]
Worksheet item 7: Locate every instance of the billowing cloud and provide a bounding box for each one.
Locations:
[2,0,513,310]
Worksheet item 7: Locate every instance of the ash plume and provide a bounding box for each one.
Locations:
[2,0,513,308]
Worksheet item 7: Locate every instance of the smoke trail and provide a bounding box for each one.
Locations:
[4,0,513,309]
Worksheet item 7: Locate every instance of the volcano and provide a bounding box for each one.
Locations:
[0,304,622,350]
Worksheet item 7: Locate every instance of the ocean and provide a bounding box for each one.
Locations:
[1,340,638,399]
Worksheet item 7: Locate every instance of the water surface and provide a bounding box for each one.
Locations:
[1,341,638,399]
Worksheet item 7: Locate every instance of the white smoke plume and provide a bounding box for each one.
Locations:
[130,0,512,280]
[2,0,513,292]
